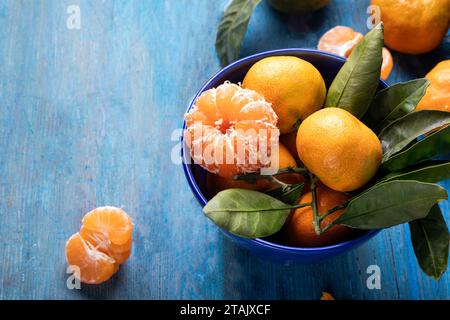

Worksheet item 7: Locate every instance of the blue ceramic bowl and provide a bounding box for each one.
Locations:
[182,49,385,263]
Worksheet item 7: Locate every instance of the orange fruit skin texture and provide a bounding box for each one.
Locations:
[206,143,302,196]
[206,173,271,196]
[268,0,330,14]
[66,206,133,284]
[185,82,279,178]
[242,56,326,134]
[371,0,450,54]
[297,108,382,192]
[285,185,354,247]
[416,60,450,112]
[317,26,393,80]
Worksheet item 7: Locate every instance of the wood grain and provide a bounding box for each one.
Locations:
[0,0,448,299]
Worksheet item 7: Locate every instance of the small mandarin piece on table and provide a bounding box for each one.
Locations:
[66,206,133,284]
[318,25,393,80]
[318,26,363,57]
[416,60,450,112]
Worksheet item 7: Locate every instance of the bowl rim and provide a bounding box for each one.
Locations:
[181,48,385,253]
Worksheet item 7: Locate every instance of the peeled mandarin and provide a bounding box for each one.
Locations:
[185,82,279,178]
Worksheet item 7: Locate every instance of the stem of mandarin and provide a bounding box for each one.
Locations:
[320,223,335,234]
[318,203,348,222]
[309,172,321,236]
[291,202,312,209]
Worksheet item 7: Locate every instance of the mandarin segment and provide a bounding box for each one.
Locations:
[65,233,116,285]
[184,82,279,178]
[318,26,393,80]
[81,206,133,246]
[318,26,363,57]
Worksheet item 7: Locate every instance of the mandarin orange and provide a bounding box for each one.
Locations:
[297,108,382,192]
[243,56,326,134]
[416,60,450,112]
[185,82,279,178]
[372,0,450,54]
[285,185,354,247]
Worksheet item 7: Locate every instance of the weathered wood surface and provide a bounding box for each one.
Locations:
[0,0,448,299]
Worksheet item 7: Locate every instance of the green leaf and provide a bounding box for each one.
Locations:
[266,183,304,205]
[334,181,447,229]
[203,188,294,238]
[379,110,450,161]
[215,0,262,67]
[363,79,429,132]
[379,161,450,184]
[325,23,384,118]
[381,126,450,172]
[409,205,449,279]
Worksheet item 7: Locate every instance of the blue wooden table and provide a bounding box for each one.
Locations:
[0,0,449,300]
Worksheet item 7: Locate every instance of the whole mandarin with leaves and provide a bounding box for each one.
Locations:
[371,0,450,54]
[416,60,450,112]
[285,184,354,247]
[243,56,326,134]
[296,108,382,192]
